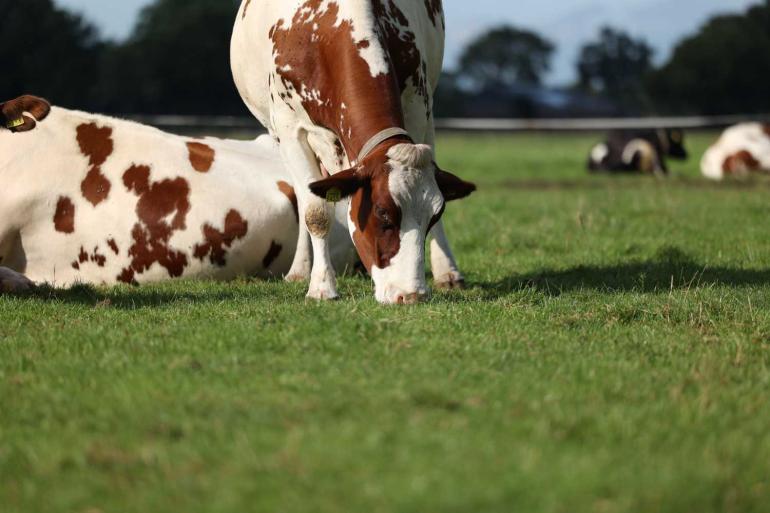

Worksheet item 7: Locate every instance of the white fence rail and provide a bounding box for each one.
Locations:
[126,113,770,134]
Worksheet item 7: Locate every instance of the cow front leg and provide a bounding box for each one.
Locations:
[305,200,338,300]
[278,136,338,300]
[430,220,466,289]
[0,267,35,293]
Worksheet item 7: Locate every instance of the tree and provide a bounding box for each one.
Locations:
[0,0,104,110]
[458,26,554,89]
[647,1,770,115]
[576,27,654,112]
[97,0,248,115]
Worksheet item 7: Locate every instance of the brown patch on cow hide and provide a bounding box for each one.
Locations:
[763,124,770,138]
[723,150,762,176]
[242,0,252,18]
[276,181,299,222]
[193,210,249,267]
[423,0,444,27]
[72,245,107,270]
[186,142,215,173]
[90,247,107,267]
[107,238,120,255]
[373,0,430,114]
[269,0,408,158]
[53,196,76,234]
[118,164,191,282]
[262,241,283,269]
[333,139,346,168]
[347,146,402,272]
[77,122,113,206]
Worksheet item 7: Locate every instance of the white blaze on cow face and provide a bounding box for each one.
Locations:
[363,144,443,305]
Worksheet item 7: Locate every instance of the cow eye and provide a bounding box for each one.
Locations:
[375,206,395,229]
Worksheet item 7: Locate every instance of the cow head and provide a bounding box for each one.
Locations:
[662,128,688,160]
[1,95,51,133]
[310,143,476,305]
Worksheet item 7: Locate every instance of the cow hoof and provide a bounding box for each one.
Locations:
[306,281,340,301]
[306,289,340,301]
[434,273,466,290]
[0,269,35,293]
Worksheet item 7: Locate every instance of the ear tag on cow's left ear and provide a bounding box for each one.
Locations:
[326,188,342,203]
[6,118,24,129]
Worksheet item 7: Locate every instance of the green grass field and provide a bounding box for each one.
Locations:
[3,132,770,513]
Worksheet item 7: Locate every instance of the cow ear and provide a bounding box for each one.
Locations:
[309,167,365,201]
[436,167,477,202]
[1,95,51,133]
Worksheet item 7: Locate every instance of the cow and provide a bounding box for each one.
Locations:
[0,95,356,292]
[231,0,477,305]
[701,123,770,180]
[588,128,688,175]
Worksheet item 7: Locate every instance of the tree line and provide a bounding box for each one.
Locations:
[1,0,768,117]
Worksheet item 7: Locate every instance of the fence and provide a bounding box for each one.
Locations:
[127,113,770,134]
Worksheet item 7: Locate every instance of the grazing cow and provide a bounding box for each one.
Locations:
[701,123,770,180]
[588,128,688,175]
[0,96,355,292]
[231,0,477,304]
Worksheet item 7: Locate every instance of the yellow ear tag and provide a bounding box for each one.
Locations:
[6,118,24,129]
[326,187,342,203]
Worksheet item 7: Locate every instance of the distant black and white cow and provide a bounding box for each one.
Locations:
[701,123,770,180]
[0,96,355,292]
[588,128,688,175]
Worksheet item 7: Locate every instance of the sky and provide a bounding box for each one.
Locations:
[56,0,759,85]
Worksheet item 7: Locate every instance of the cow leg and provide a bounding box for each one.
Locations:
[277,135,338,300]
[424,123,467,290]
[430,221,466,289]
[285,222,311,282]
[0,267,34,293]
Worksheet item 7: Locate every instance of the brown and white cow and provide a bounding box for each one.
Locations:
[231,0,476,304]
[701,123,770,180]
[0,96,355,292]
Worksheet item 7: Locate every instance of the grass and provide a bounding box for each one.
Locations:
[2,131,770,513]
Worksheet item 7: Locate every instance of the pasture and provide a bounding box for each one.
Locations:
[2,131,769,513]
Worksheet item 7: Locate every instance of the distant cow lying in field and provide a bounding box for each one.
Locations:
[0,95,355,292]
[701,123,770,180]
[588,128,688,175]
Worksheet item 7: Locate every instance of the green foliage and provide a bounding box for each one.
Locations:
[0,0,103,110]
[458,25,555,88]
[3,133,770,512]
[577,27,655,113]
[648,1,770,115]
[97,0,246,115]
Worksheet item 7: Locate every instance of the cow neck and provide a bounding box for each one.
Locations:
[326,50,410,162]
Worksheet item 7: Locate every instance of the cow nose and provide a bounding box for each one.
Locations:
[395,291,429,305]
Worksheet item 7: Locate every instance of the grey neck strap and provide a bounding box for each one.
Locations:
[357,127,410,163]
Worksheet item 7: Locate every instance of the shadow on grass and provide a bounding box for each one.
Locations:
[478,246,770,299]
[12,281,281,309]
[6,247,769,307]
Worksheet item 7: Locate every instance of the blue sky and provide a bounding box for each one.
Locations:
[56,0,758,84]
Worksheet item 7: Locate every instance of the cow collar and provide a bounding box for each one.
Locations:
[357,128,411,163]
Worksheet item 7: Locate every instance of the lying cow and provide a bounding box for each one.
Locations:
[0,95,356,292]
[231,0,477,304]
[701,123,770,180]
[588,128,688,175]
